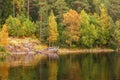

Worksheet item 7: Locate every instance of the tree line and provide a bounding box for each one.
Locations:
[0,0,120,48]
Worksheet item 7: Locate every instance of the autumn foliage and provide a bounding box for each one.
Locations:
[48,10,59,46]
[63,9,81,47]
[0,24,9,46]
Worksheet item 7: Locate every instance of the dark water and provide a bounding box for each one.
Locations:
[0,52,120,80]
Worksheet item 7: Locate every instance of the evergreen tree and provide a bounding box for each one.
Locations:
[28,0,39,21]
[107,0,120,21]
[38,0,50,43]
[0,0,12,24]
[72,0,91,13]
[54,0,69,23]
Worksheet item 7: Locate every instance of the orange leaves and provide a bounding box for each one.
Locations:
[0,24,9,46]
[63,9,81,47]
[63,9,81,26]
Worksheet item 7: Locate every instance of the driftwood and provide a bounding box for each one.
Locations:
[35,47,59,59]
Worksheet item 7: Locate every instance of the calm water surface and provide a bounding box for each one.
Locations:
[0,52,120,80]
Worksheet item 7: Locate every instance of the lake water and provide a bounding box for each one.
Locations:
[0,52,120,80]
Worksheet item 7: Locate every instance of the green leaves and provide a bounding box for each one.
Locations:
[80,10,98,48]
[5,15,36,37]
[113,20,120,42]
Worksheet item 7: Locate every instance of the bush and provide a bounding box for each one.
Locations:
[0,46,10,59]
[5,16,21,37]
[22,19,36,37]
[5,15,36,37]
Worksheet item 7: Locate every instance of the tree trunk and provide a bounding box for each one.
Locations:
[13,0,15,17]
[118,43,120,52]
[39,22,42,45]
[27,0,30,19]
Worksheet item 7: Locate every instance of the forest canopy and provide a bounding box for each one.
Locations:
[0,0,120,48]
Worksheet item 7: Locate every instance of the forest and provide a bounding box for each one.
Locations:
[0,0,120,49]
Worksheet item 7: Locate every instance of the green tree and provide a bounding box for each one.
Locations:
[63,9,81,47]
[111,20,120,48]
[5,15,36,37]
[5,16,21,37]
[80,10,97,48]
[72,0,91,13]
[22,19,36,37]
[26,0,39,21]
[13,0,25,15]
[99,4,111,28]
[48,10,59,46]
[54,0,69,23]
[38,0,49,43]
[107,0,120,21]
[96,4,111,46]
[0,0,12,24]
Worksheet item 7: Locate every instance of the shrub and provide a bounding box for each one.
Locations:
[5,15,36,37]
[22,19,36,37]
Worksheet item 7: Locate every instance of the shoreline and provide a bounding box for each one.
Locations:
[58,48,115,55]
[0,48,116,67]
[2,37,116,55]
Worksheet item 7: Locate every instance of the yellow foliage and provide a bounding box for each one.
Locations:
[0,24,9,46]
[48,62,58,80]
[0,62,9,80]
[14,0,24,12]
[63,9,81,26]
[63,9,81,46]
[100,4,111,27]
[48,10,59,43]
[34,45,47,51]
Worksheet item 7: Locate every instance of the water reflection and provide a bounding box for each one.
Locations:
[48,60,58,80]
[0,52,120,80]
[0,62,9,80]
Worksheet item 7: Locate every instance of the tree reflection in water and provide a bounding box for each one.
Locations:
[0,62,9,80]
[0,52,120,80]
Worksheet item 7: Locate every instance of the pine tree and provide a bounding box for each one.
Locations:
[63,9,81,47]
[72,0,91,13]
[38,0,49,43]
[0,24,9,46]
[0,0,12,24]
[54,0,69,23]
[27,0,39,21]
[48,10,59,46]
[107,0,120,21]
